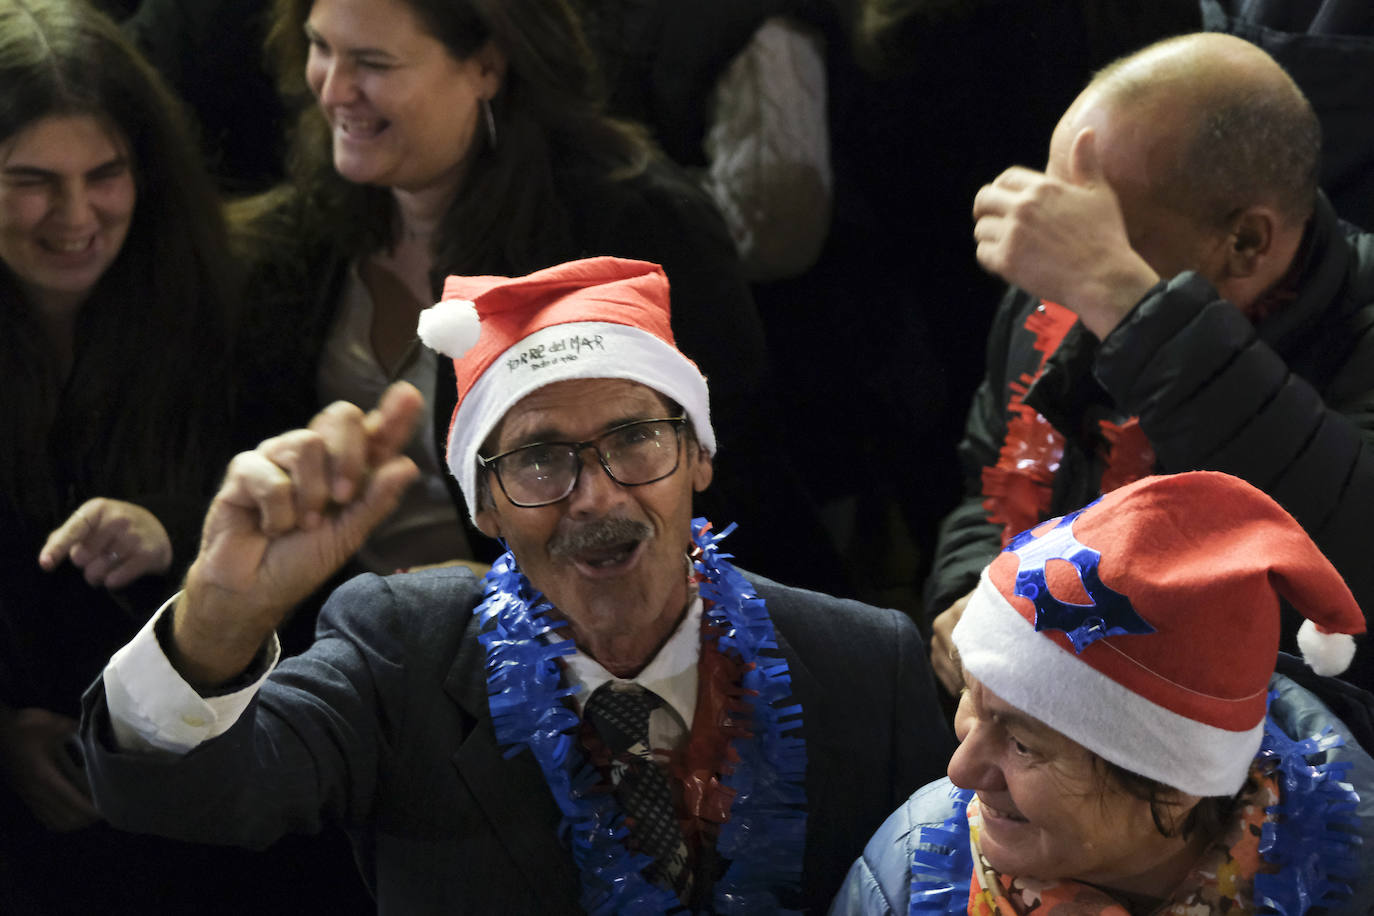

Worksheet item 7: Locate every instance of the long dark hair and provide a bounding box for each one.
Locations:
[0,0,239,532]
[258,0,652,282]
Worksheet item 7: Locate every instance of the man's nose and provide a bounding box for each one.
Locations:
[564,448,627,517]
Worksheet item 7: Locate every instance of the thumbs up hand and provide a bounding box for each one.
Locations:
[971,127,1160,339]
[169,382,424,689]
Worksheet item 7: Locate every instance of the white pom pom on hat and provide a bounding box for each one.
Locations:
[417,298,481,360]
[951,471,1367,799]
[1297,618,1358,677]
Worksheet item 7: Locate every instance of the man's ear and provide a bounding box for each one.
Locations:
[1221,206,1279,280]
[690,446,713,493]
[474,505,501,540]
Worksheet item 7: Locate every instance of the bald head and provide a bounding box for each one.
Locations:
[1085,33,1320,230]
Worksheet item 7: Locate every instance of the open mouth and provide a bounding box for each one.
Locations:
[570,538,644,576]
[979,797,1028,823]
[551,518,652,577]
[336,115,388,140]
[578,540,640,569]
[41,236,95,255]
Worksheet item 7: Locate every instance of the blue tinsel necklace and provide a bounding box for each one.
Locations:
[904,698,1363,916]
[474,518,808,914]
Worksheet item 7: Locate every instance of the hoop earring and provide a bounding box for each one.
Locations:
[482,97,497,150]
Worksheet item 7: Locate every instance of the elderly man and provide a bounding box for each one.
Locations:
[78,256,953,914]
[927,32,1374,694]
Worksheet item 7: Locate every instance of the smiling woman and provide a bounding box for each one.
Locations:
[831,473,1374,916]
[0,116,136,325]
[0,0,252,911]
[300,0,501,195]
[946,676,1216,902]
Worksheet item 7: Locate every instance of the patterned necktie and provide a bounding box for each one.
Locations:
[583,682,690,895]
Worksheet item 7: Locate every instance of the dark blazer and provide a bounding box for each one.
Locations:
[81,568,953,914]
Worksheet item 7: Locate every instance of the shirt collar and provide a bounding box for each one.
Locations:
[560,595,702,730]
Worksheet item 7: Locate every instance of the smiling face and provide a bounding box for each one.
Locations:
[474,378,713,675]
[304,0,503,195]
[0,114,136,316]
[947,676,1203,896]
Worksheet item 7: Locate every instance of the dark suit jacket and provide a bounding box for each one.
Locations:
[81,568,954,914]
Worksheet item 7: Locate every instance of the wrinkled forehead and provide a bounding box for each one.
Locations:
[487,377,674,448]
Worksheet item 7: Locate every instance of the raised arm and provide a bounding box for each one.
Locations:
[971,128,1160,341]
[169,382,422,689]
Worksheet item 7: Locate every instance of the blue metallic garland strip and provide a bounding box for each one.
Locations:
[695,521,808,914]
[907,785,975,916]
[1253,689,1361,916]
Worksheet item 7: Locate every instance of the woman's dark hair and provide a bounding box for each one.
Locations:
[260,0,652,283]
[1093,755,1243,842]
[0,0,239,530]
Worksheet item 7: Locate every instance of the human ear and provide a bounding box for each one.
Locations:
[690,447,713,493]
[1222,206,1278,280]
[473,503,501,540]
[473,41,507,97]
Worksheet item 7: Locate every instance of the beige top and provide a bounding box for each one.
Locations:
[316,261,469,572]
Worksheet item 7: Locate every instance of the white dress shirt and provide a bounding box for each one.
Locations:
[103,593,702,757]
[558,597,702,754]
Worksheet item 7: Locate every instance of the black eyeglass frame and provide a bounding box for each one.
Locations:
[477,416,689,508]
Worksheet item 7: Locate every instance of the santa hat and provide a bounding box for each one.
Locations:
[952,471,1365,798]
[415,256,714,518]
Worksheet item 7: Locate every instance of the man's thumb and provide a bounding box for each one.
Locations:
[336,457,420,545]
[1069,127,1104,186]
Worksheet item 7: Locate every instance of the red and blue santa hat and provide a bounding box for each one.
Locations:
[952,471,1365,797]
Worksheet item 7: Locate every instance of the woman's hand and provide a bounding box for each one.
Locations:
[0,706,100,832]
[38,499,174,590]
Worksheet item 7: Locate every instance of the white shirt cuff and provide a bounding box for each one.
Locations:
[102,592,280,754]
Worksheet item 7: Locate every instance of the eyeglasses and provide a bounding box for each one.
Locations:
[478,417,688,508]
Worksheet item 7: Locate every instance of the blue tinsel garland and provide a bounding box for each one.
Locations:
[474,518,807,915]
[1253,703,1362,916]
[907,786,976,916]
[907,698,1361,916]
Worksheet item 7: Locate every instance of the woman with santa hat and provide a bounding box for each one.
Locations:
[832,471,1374,916]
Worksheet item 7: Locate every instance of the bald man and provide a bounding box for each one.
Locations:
[924,33,1374,692]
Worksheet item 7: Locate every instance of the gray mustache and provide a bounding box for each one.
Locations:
[549,517,651,559]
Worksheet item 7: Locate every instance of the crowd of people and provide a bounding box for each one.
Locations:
[2,0,1372,913]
